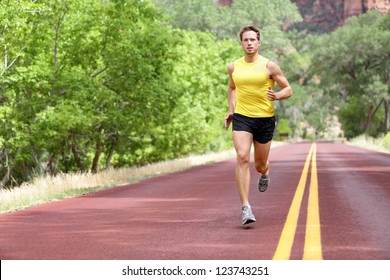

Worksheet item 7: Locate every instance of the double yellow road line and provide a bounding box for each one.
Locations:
[273,142,323,260]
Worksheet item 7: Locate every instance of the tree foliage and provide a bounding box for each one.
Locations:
[310,11,390,138]
[3,0,387,189]
[1,0,243,188]
[1,0,182,187]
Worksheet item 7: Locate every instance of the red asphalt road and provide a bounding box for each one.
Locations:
[0,142,389,260]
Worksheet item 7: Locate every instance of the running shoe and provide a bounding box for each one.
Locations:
[258,174,270,192]
[242,205,256,225]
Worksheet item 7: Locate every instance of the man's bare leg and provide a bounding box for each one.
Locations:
[253,140,271,174]
[233,131,253,205]
[254,140,272,192]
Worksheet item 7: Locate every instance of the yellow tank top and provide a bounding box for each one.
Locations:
[232,55,275,118]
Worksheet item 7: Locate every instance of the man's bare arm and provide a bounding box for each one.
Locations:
[225,62,236,129]
[266,61,292,101]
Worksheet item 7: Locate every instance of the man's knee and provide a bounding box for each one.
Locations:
[255,161,269,174]
[236,152,250,166]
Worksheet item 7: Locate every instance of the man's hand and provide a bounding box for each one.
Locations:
[267,87,277,101]
[225,112,234,130]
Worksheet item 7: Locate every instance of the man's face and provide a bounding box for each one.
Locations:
[241,30,260,55]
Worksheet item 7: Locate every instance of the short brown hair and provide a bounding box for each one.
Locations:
[239,25,260,42]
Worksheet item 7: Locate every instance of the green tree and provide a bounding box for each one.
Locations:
[275,118,292,140]
[151,0,219,32]
[153,0,303,45]
[311,11,390,137]
[0,0,181,187]
[1,0,314,189]
[0,0,49,187]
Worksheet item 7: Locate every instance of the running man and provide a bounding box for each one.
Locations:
[224,25,292,225]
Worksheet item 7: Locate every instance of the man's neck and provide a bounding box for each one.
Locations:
[244,52,259,63]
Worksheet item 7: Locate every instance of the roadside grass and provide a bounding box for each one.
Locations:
[0,149,238,214]
[347,134,390,154]
[2,138,386,214]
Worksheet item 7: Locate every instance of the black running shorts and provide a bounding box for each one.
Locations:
[232,113,275,144]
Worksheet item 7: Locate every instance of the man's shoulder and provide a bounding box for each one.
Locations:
[258,55,270,63]
[228,57,243,72]
[227,62,234,74]
[266,60,280,71]
[229,57,244,70]
[233,56,246,64]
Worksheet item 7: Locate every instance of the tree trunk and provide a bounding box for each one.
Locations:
[30,144,44,175]
[61,140,70,173]
[365,99,383,135]
[91,125,103,173]
[0,149,14,189]
[105,134,118,170]
[72,142,84,172]
[45,154,58,176]
[0,166,13,189]
[384,99,389,133]
[383,59,389,133]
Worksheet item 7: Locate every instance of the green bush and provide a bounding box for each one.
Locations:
[275,119,292,140]
[383,132,390,150]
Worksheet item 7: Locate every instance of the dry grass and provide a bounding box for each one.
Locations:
[0,149,237,213]
[0,142,290,214]
[347,135,390,154]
